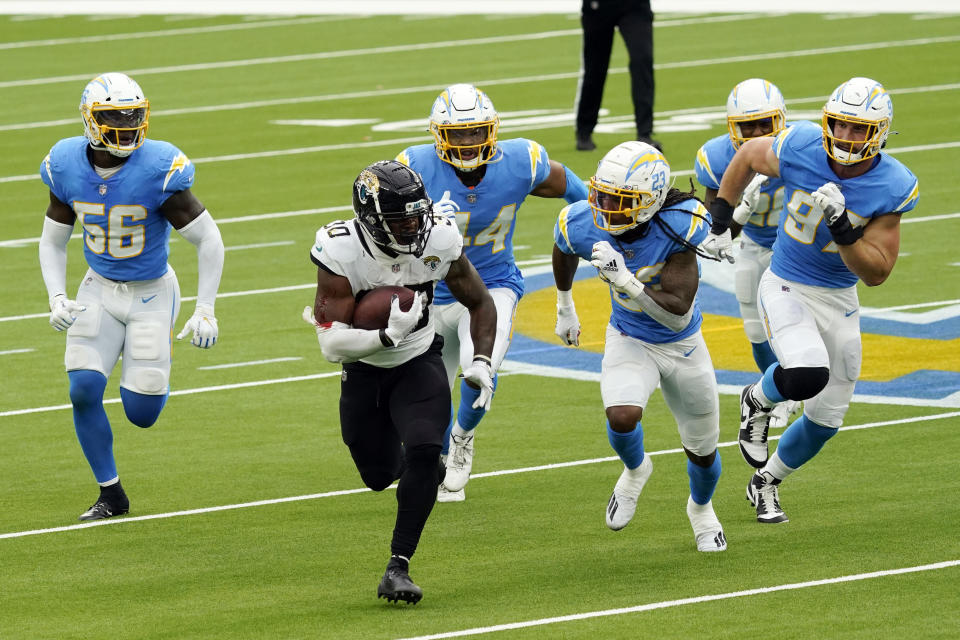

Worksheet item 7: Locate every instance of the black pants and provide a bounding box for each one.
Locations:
[339,335,449,559]
[575,0,654,138]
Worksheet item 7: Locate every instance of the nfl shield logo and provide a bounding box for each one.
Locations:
[98,184,107,196]
[466,193,477,204]
[392,264,401,273]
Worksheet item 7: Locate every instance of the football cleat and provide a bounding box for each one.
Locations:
[605,455,653,531]
[78,483,129,521]
[437,485,465,503]
[443,432,474,492]
[377,558,423,604]
[686,496,727,552]
[746,471,788,523]
[739,383,774,469]
[769,400,802,430]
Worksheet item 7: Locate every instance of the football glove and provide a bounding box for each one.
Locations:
[460,356,494,410]
[433,190,460,218]
[701,229,735,264]
[177,303,218,348]
[733,173,768,225]
[555,302,581,346]
[383,292,425,346]
[814,182,862,245]
[590,241,633,291]
[49,294,85,331]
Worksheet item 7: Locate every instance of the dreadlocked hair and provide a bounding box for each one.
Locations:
[651,179,718,261]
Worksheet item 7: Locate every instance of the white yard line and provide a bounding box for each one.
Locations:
[393,561,960,640]
[197,356,302,370]
[1,409,957,540]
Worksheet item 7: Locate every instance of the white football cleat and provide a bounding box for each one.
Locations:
[605,455,653,531]
[769,400,802,430]
[443,432,474,492]
[437,485,465,503]
[686,496,727,552]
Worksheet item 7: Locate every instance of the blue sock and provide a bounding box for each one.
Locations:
[120,387,167,428]
[606,420,645,469]
[760,363,786,404]
[688,455,721,505]
[455,374,498,432]
[68,370,117,483]
[751,341,778,372]
[776,415,838,469]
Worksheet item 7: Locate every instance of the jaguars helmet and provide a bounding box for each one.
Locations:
[429,83,499,172]
[79,72,150,158]
[353,160,434,256]
[822,76,892,165]
[590,140,670,235]
[726,78,786,150]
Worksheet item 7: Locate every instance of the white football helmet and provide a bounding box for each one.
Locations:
[429,83,499,172]
[79,72,150,157]
[726,78,786,150]
[822,76,892,165]
[590,140,670,235]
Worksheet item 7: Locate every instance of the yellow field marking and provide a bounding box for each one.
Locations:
[516,279,959,381]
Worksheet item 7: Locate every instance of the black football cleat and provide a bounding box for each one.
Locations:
[78,482,130,521]
[377,557,423,604]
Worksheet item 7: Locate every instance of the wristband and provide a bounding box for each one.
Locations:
[709,197,734,234]
[379,328,395,348]
[827,214,864,246]
[472,354,492,364]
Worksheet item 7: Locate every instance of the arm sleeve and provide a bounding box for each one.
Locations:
[315,322,387,363]
[177,210,224,309]
[562,165,589,204]
[38,216,74,305]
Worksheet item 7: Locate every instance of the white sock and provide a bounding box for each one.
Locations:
[751,383,776,409]
[763,451,796,481]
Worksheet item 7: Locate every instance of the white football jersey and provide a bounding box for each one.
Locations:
[310,215,463,367]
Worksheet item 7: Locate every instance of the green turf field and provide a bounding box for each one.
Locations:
[1,11,959,640]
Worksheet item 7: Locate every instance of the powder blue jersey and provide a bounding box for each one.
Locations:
[770,121,919,288]
[554,198,710,344]
[40,136,196,281]
[397,138,552,305]
[695,130,792,249]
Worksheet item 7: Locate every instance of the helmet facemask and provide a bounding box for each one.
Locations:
[726,78,786,150]
[79,73,150,158]
[353,163,435,256]
[429,84,499,172]
[590,141,670,236]
[821,77,892,165]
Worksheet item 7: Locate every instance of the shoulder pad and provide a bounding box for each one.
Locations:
[314,221,365,264]
[426,215,462,253]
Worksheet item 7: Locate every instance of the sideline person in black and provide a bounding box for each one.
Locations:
[574,0,660,152]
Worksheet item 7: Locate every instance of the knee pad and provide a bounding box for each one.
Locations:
[775,366,830,401]
[123,367,169,395]
[359,469,396,492]
[404,442,443,469]
[120,387,167,428]
[68,370,107,408]
[743,318,767,344]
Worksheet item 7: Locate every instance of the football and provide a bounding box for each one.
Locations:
[351,286,415,330]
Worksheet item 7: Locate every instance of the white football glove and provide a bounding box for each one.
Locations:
[49,293,85,331]
[555,303,581,346]
[433,190,460,218]
[383,292,426,346]
[590,241,633,291]
[460,357,494,410]
[733,173,768,225]
[701,229,735,264]
[176,303,218,348]
[812,182,846,224]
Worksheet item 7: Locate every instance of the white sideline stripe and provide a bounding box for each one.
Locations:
[224,240,295,251]
[197,356,302,370]
[0,348,34,355]
[394,561,960,640]
[0,30,584,90]
[0,16,357,50]
[0,409,956,541]
[0,371,340,418]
